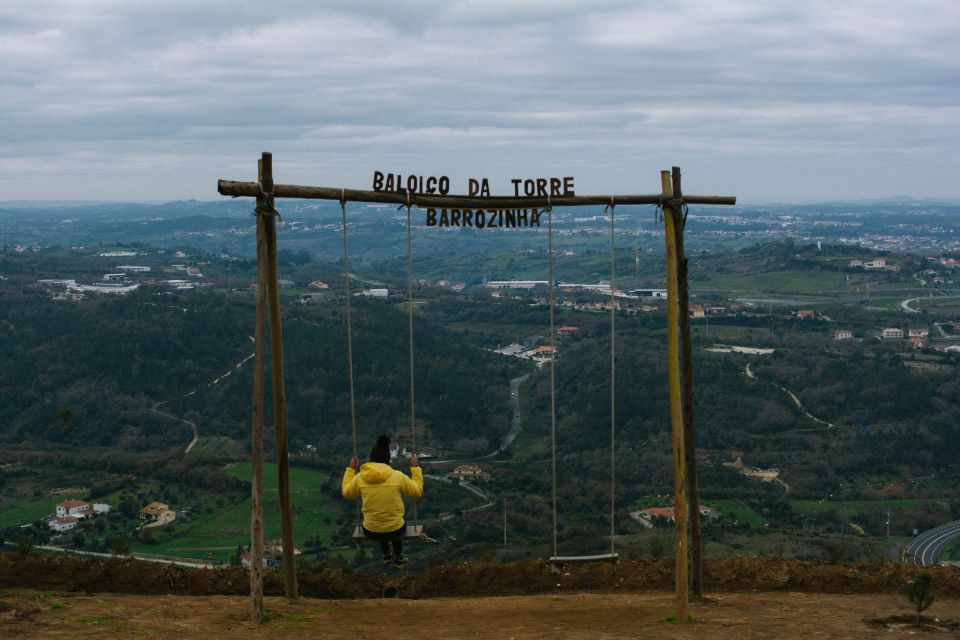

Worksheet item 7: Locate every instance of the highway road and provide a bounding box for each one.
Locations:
[905,519,960,566]
[476,373,528,460]
[422,373,529,465]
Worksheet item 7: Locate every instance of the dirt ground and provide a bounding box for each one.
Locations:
[2,555,959,599]
[2,590,959,639]
[2,556,959,638]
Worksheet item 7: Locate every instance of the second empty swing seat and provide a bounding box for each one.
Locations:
[548,553,620,564]
[352,524,425,542]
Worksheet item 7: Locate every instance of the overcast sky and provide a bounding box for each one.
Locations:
[1,1,958,203]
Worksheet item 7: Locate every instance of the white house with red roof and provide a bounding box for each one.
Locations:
[630,505,719,528]
[49,516,80,532]
[56,499,90,517]
[56,499,111,519]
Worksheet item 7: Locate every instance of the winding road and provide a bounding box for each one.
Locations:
[745,363,834,430]
[423,373,529,464]
[479,374,529,459]
[905,519,960,566]
[900,298,920,313]
[151,340,255,454]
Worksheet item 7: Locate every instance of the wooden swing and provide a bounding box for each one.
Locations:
[340,192,428,543]
[546,200,619,564]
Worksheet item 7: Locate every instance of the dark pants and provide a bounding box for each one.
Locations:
[362,524,405,557]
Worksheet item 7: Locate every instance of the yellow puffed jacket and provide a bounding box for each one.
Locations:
[341,462,423,533]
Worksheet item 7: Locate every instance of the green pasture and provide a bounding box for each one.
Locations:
[864,297,907,311]
[131,463,337,562]
[912,297,960,314]
[0,493,83,529]
[711,499,766,528]
[943,540,960,561]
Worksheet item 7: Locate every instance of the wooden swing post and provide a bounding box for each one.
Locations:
[249,158,267,622]
[661,169,689,624]
[671,167,704,598]
[260,152,298,601]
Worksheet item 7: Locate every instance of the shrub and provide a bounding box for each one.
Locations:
[15,534,34,557]
[649,537,665,558]
[907,572,934,622]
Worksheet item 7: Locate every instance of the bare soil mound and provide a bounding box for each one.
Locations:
[1,555,958,599]
[2,591,959,639]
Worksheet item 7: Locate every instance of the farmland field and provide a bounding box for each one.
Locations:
[712,499,766,528]
[131,463,337,562]
[791,498,948,517]
[697,270,846,294]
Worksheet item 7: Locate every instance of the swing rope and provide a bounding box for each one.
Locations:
[547,203,558,559]
[341,192,424,542]
[341,194,362,533]
[341,195,359,460]
[606,198,617,557]
[405,192,419,523]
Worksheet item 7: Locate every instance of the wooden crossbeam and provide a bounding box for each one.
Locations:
[219,155,736,627]
[217,179,735,209]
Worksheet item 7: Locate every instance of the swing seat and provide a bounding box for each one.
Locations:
[352,524,425,542]
[549,553,619,564]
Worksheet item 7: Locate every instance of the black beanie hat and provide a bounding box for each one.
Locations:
[370,435,391,464]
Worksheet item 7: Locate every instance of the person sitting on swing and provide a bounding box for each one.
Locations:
[342,435,423,567]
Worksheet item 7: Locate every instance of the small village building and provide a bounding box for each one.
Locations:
[848,259,864,268]
[140,502,176,527]
[795,310,815,319]
[308,280,329,290]
[699,506,720,520]
[485,280,547,289]
[532,345,556,359]
[296,293,325,304]
[881,328,904,339]
[908,327,929,338]
[557,325,579,335]
[639,507,676,523]
[449,464,491,481]
[242,551,282,570]
[56,500,90,517]
[834,330,854,341]
[242,543,301,569]
[689,305,706,318]
[636,505,718,525]
[360,288,388,297]
[632,288,668,298]
[49,516,80,532]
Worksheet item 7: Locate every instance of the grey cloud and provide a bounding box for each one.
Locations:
[0,1,957,201]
